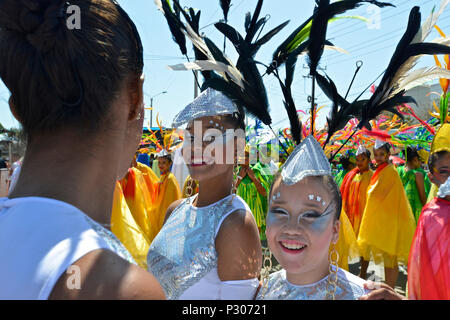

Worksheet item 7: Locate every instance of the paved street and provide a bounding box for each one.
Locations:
[348,258,408,296]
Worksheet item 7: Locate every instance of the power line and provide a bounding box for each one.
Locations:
[328,0,434,39]
[325,0,411,34]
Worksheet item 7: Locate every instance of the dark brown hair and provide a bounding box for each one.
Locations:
[428,150,449,172]
[0,0,143,135]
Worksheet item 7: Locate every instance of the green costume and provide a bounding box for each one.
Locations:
[397,166,431,223]
[335,169,349,188]
[236,162,273,241]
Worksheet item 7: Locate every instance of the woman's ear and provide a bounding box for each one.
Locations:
[128,73,145,121]
[331,219,340,244]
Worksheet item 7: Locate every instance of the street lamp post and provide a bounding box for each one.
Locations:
[149,91,167,128]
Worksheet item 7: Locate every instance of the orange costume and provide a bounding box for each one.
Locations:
[111,162,181,267]
[146,171,182,243]
[340,168,374,237]
[111,166,156,268]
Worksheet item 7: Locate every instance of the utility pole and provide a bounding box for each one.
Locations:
[148,91,167,128]
[194,70,199,98]
[150,97,153,128]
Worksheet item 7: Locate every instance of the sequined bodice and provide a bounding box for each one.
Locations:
[147,195,244,300]
[257,269,367,300]
[84,216,136,265]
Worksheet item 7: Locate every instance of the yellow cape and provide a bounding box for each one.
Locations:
[334,209,359,271]
[111,181,150,269]
[357,164,416,268]
[147,172,182,243]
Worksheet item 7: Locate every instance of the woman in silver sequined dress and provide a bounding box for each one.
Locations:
[147,88,262,299]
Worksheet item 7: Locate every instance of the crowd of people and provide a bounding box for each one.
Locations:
[0,0,448,301]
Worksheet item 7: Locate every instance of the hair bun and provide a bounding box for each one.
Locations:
[0,0,67,52]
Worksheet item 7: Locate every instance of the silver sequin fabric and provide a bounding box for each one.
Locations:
[438,176,450,198]
[83,216,136,265]
[281,135,332,186]
[172,88,238,128]
[147,195,244,300]
[256,269,367,300]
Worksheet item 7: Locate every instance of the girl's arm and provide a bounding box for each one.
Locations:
[216,210,262,281]
[247,169,267,196]
[235,166,248,189]
[414,171,427,206]
[49,249,166,300]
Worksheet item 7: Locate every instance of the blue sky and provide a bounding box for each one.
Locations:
[0,0,448,130]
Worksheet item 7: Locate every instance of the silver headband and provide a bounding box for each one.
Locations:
[356,145,368,156]
[172,88,238,128]
[281,135,331,185]
[374,139,389,150]
[156,149,171,158]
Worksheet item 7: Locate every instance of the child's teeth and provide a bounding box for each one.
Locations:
[282,242,306,250]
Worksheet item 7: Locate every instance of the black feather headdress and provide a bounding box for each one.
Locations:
[359,5,450,130]
[319,3,450,160]
[158,0,187,56]
[159,0,289,128]
[220,0,232,22]
[307,0,394,133]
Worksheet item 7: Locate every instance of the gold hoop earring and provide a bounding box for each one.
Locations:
[326,243,339,300]
[260,247,273,299]
[185,177,196,203]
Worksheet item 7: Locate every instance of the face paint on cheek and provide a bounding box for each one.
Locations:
[302,206,335,233]
[266,211,279,227]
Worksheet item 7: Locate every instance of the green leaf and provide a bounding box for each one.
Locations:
[286,15,369,54]
[442,92,450,124]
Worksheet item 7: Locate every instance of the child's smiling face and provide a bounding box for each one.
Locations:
[266,176,340,285]
[373,147,390,165]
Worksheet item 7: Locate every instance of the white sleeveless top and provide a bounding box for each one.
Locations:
[147,194,259,300]
[0,197,135,300]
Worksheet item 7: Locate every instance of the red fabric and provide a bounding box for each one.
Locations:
[369,163,388,186]
[121,168,136,199]
[408,198,450,300]
[340,168,361,226]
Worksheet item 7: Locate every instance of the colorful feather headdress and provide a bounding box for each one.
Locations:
[155,0,291,128]
[313,2,450,160]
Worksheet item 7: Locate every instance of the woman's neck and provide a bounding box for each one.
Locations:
[194,168,234,207]
[8,130,122,226]
[285,260,330,286]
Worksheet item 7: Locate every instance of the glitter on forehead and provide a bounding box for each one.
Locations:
[172,88,239,128]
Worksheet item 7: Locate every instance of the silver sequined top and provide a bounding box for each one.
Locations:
[147,194,249,300]
[256,269,369,300]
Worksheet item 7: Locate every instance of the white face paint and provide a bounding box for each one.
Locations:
[267,201,335,233]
